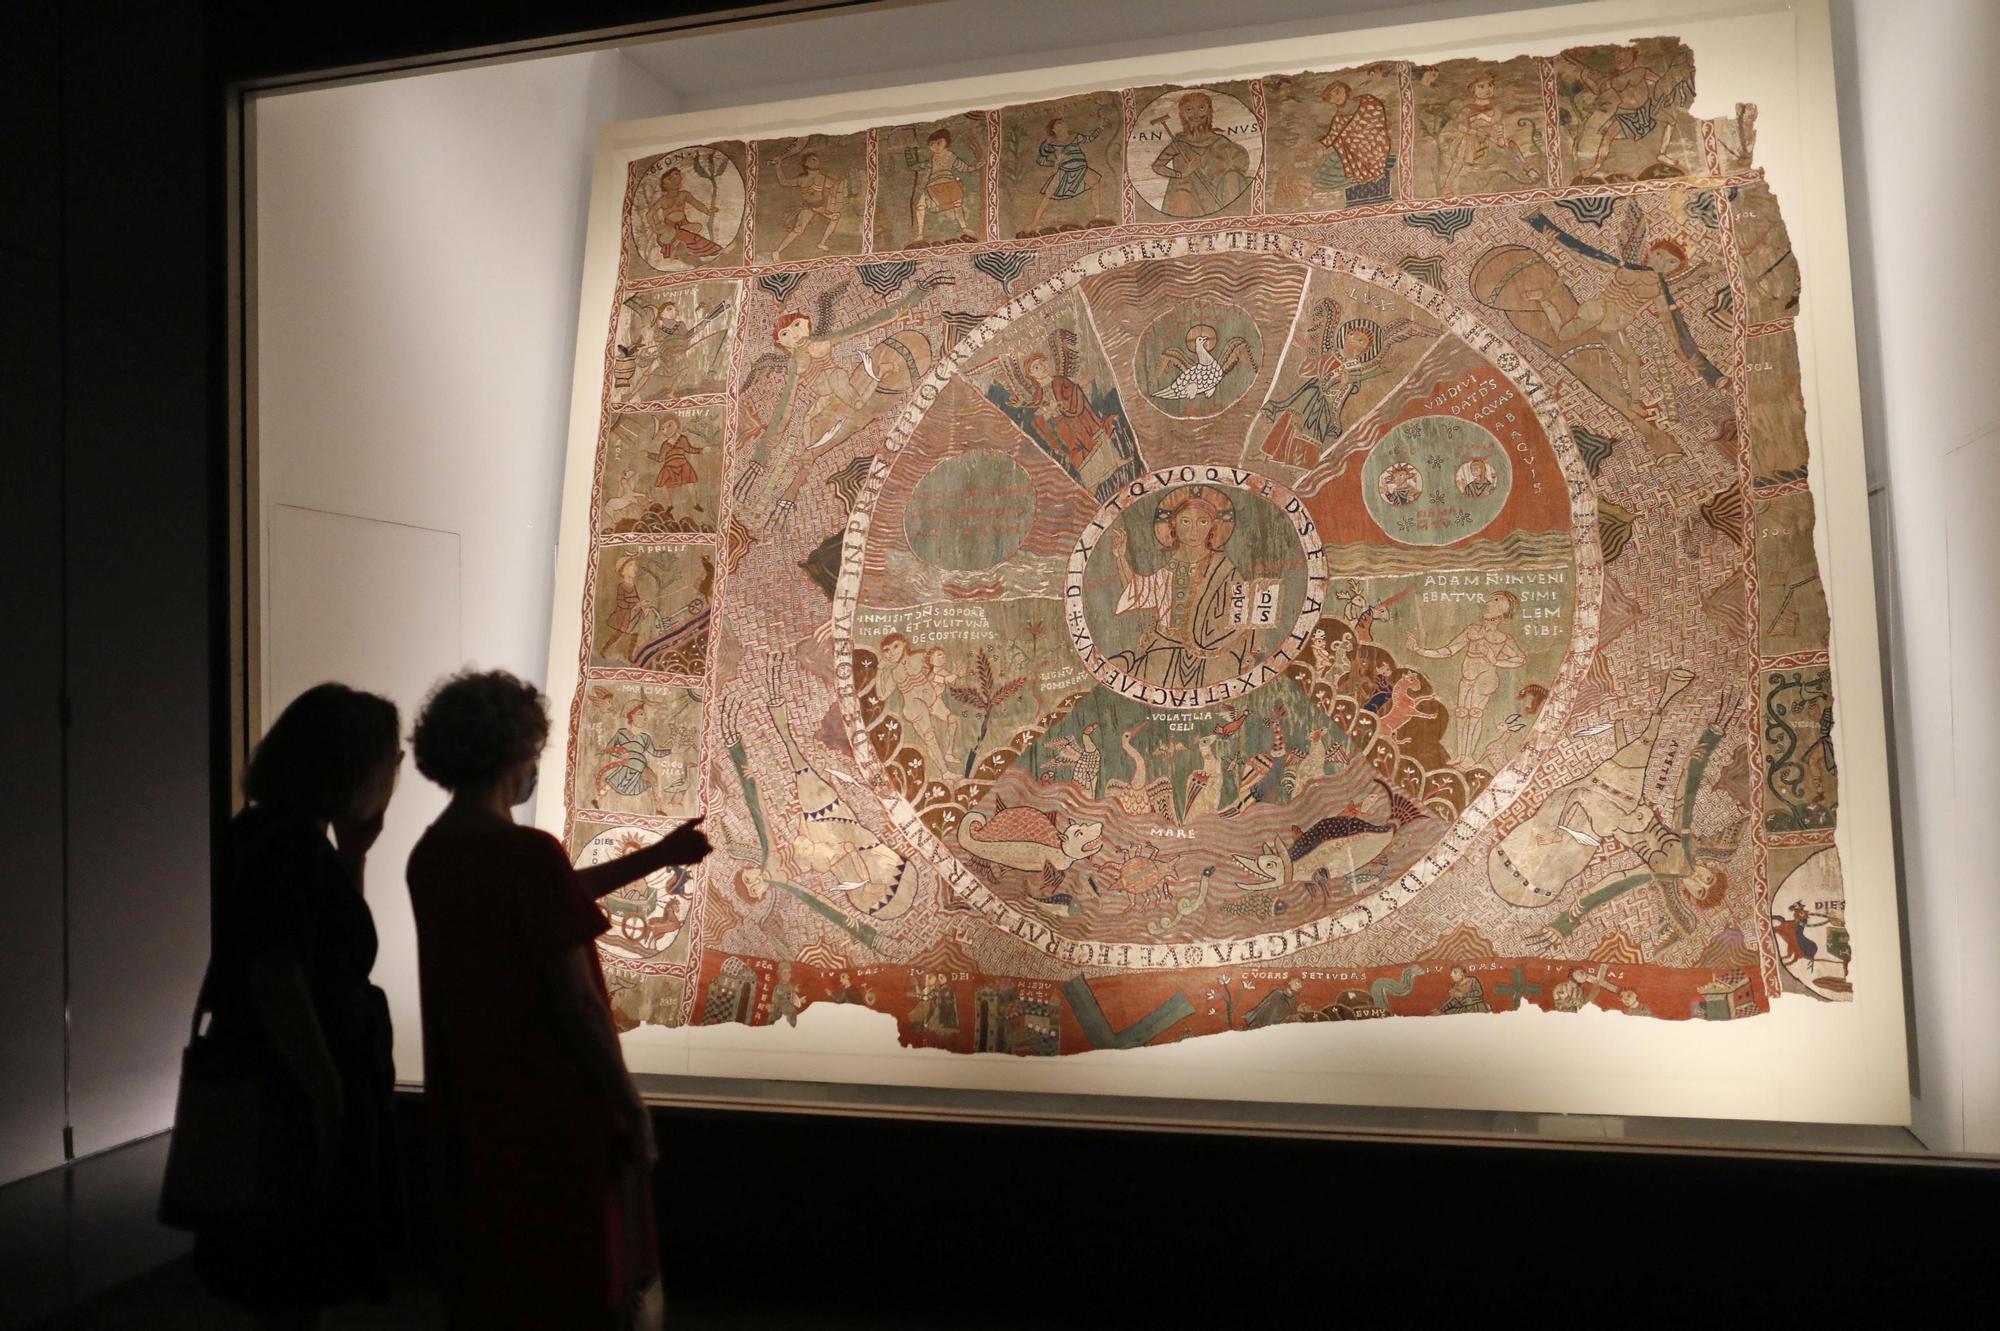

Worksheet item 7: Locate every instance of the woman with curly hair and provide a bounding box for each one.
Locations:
[191,683,404,1330]
[405,670,708,1331]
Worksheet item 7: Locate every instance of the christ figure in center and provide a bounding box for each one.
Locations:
[1105,486,1257,690]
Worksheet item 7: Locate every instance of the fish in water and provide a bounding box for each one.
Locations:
[1289,813,1396,858]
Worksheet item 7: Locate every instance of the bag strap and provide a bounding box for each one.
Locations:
[188,958,219,1045]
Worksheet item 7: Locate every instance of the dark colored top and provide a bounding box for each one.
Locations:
[194,804,397,1312]
[406,820,657,1327]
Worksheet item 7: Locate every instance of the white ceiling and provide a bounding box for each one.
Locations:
[619,0,1564,112]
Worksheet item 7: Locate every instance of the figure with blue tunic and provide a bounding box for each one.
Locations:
[1027,115,1107,234]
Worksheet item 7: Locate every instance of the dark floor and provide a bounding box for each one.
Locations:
[9,1102,1997,1328]
[23,1252,1131,1331]
[25,1257,907,1331]
[26,1256,433,1331]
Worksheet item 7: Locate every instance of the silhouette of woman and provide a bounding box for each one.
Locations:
[405,670,708,1331]
[191,683,404,1331]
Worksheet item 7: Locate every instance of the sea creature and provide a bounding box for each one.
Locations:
[1230,811,1396,894]
[958,803,1105,895]
[1291,966,1423,1021]
[1143,865,1222,937]
[1087,846,1207,912]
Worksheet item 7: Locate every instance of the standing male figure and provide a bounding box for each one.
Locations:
[1404,590,1527,756]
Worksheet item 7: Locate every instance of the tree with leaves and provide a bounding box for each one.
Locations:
[951,646,1026,778]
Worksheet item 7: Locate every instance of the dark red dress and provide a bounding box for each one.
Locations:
[406,822,658,1329]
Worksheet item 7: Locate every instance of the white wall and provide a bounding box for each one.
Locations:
[254,50,677,1081]
[1832,0,2000,1154]
[0,229,68,1189]
[619,0,1548,108]
[1,0,215,1193]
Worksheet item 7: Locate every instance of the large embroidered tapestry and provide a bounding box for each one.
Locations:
[557,37,1852,1053]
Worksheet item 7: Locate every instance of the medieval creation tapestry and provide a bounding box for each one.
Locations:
[557,37,1853,1054]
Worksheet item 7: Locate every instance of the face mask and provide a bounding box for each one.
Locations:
[514,768,538,807]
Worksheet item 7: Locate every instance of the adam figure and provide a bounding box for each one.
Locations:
[1404,589,1526,756]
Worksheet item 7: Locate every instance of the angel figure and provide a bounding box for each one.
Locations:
[1149,324,1257,408]
[735,274,951,522]
[976,327,1130,488]
[1520,201,1726,459]
[1258,297,1433,469]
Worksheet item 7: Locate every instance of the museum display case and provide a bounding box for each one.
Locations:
[232,0,1999,1164]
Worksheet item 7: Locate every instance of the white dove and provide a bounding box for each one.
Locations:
[1151,324,1256,404]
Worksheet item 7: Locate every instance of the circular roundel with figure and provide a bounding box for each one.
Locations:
[1127,88,1264,220]
[575,825,691,961]
[626,146,746,273]
[1065,467,1327,707]
[831,232,1599,970]
[1362,414,1514,546]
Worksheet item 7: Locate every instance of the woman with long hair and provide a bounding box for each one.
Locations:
[192,683,405,1330]
[405,669,708,1330]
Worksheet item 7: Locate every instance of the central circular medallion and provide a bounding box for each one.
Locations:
[1064,466,1326,707]
[830,231,1601,970]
